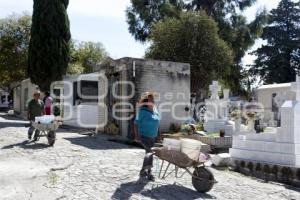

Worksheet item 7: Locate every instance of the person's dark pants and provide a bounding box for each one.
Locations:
[141,136,155,171]
[28,123,40,140]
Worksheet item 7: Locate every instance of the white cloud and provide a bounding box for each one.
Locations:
[0,0,33,17]
[243,0,280,22]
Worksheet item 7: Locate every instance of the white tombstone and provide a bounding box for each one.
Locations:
[223,89,230,100]
[211,153,231,167]
[205,81,233,135]
[234,118,241,133]
[230,74,300,167]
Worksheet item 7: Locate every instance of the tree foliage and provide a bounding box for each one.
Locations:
[146,12,233,94]
[126,0,267,94]
[68,41,109,74]
[250,0,300,84]
[126,0,182,42]
[0,14,31,89]
[28,0,71,91]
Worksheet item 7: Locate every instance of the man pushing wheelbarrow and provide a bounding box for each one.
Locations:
[27,91,45,141]
[27,91,60,146]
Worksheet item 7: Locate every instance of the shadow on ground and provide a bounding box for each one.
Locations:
[0,112,29,128]
[64,136,137,150]
[1,140,50,150]
[111,178,216,200]
[0,121,28,128]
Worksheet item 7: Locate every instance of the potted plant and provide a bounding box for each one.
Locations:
[272,165,279,180]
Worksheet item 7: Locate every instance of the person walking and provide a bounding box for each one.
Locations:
[134,92,160,181]
[27,91,45,141]
[43,91,53,115]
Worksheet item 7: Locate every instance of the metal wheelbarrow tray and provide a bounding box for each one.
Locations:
[32,122,60,146]
[152,148,217,193]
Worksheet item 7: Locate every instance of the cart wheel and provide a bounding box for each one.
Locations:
[47,131,56,146]
[192,167,215,193]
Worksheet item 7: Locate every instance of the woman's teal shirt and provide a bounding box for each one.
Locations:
[134,107,160,138]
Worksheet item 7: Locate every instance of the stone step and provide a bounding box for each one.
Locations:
[229,148,300,166]
[232,139,300,154]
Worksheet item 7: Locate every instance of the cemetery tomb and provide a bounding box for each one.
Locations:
[230,75,300,167]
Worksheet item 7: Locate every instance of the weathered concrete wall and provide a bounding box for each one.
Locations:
[112,58,191,135]
[257,83,295,122]
[15,79,39,118]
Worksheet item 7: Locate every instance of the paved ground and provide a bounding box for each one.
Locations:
[0,112,300,200]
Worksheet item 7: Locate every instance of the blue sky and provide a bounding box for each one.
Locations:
[0,0,280,63]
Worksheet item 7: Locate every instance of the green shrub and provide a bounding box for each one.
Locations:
[296,169,300,180]
[247,162,254,172]
[286,168,294,181]
[241,161,246,168]
[206,132,220,138]
[263,165,270,174]
[272,165,279,179]
[263,164,271,182]
[255,163,262,172]
[195,123,204,131]
[280,167,292,183]
[170,123,181,133]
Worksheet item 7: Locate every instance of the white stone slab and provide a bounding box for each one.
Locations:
[230,148,300,166]
[211,153,231,167]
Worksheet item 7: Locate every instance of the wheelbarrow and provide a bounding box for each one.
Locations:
[152,147,217,193]
[31,121,61,146]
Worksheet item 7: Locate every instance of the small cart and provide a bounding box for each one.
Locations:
[152,148,216,193]
[31,121,60,146]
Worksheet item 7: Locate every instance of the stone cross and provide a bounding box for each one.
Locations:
[209,81,221,100]
[292,75,300,101]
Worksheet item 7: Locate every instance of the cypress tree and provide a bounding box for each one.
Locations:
[28,0,71,91]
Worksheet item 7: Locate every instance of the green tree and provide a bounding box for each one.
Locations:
[0,14,31,89]
[126,0,267,94]
[68,41,109,74]
[28,0,71,91]
[146,12,233,95]
[250,0,300,84]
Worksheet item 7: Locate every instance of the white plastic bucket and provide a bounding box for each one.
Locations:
[35,115,55,124]
[180,139,202,160]
[163,138,181,151]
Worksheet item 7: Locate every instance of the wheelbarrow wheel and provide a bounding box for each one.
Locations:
[192,167,215,193]
[47,131,56,146]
